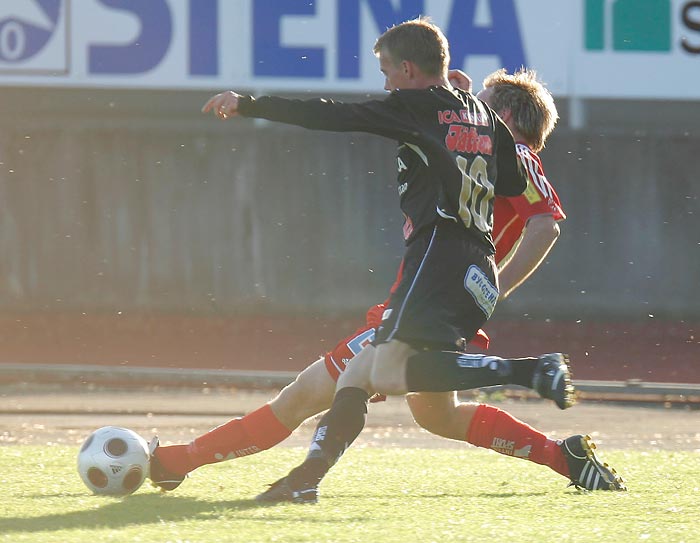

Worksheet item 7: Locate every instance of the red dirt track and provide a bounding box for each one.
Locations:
[1,313,697,383]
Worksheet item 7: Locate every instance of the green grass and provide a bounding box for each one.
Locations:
[1,446,699,543]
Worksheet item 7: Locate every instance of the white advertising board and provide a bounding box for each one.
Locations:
[0,0,698,99]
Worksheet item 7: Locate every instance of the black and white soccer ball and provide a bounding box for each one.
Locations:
[77,426,150,496]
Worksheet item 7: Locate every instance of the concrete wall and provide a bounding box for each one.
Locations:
[0,88,697,319]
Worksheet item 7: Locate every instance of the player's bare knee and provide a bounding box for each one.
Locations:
[272,358,334,423]
[272,384,314,424]
[406,392,459,439]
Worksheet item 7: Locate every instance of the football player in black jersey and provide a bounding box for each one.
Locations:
[150,66,624,498]
[200,19,578,503]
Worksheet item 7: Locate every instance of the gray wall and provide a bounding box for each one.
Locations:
[0,88,697,319]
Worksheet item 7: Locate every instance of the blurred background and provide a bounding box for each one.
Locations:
[0,0,697,383]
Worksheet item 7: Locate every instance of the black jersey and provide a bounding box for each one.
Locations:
[238,86,527,253]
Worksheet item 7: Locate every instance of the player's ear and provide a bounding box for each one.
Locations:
[498,107,513,123]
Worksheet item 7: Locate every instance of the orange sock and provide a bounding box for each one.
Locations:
[155,404,291,475]
[466,404,569,477]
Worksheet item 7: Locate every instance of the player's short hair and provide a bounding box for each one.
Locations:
[482,68,558,152]
[373,18,449,77]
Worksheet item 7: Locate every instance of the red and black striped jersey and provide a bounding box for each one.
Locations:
[493,143,566,266]
[238,87,527,253]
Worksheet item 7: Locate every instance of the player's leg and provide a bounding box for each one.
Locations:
[151,358,336,485]
[257,226,502,502]
[269,339,424,498]
[368,339,417,394]
[366,343,567,402]
[300,343,377,468]
[404,351,574,409]
[256,344,377,503]
[405,391,469,440]
[269,358,338,429]
[406,393,568,474]
[150,320,379,490]
[406,393,626,490]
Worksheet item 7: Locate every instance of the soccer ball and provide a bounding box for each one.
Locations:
[77,426,150,496]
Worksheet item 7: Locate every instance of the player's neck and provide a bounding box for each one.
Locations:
[408,73,449,90]
[509,128,530,149]
[423,75,449,88]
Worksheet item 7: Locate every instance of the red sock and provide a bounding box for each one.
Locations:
[465,404,569,477]
[155,404,292,475]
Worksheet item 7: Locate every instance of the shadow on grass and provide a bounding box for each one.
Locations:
[0,494,282,534]
[337,490,552,500]
[475,491,551,498]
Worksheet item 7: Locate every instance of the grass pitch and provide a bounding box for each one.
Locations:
[1,445,698,543]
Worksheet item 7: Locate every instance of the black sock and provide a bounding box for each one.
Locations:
[405,352,541,392]
[405,352,511,392]
[287,387,370,490]
[508,357,539,387]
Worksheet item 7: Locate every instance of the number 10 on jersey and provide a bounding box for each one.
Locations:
[456,155,494,233]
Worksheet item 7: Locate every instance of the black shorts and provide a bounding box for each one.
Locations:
[374,220,498,350]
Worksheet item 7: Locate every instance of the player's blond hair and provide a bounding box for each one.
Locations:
[373,18,449,77]
[482,69,558,152]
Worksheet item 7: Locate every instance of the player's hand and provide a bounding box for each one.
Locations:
[202,91,242,120]
[448,69,472,93]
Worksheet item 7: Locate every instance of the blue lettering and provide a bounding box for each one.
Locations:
[337,0,423,78]
[446,0,526,75]
[37,0,61,20]
[189,0,218,75]
[253,0,324,77]
[347,329,376,356]
[89,0,172,74]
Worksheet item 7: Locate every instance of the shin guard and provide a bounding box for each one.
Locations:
[288,387,370,489]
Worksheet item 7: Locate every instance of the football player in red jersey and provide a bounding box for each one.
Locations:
[151,46,624,496]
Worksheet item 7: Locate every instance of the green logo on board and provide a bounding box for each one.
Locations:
[585,0,672,51]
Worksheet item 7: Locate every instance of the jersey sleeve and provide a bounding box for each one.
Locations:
[237,93,422,144]
[507,188,562,222]
[508,145,566,222]
[493,119,528,197]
